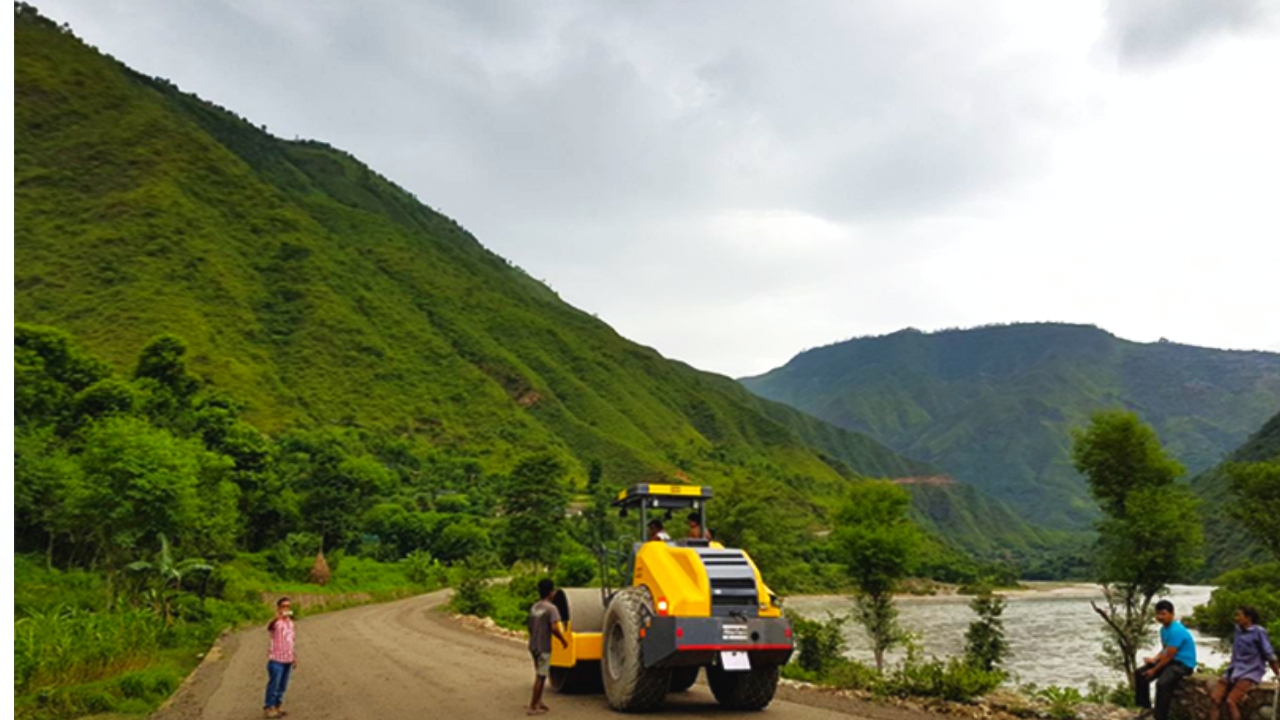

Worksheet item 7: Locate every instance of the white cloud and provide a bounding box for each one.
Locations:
[36,0,1280,376]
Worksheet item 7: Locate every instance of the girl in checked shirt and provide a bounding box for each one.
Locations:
[264,597,296,718]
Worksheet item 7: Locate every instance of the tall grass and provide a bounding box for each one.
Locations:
[15,607,166,693]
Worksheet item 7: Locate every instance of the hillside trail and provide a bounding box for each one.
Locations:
[153,589,899,720]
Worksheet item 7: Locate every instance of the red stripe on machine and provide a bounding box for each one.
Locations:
[677,644,793,651]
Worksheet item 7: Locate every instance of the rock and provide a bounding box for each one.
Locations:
[1171,675,1279,720]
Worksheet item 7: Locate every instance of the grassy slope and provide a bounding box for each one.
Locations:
[14,12,946,528]
[742,324,1280,530]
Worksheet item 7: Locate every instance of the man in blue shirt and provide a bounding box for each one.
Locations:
[1210,606,1280,720]
[1135,599,1197,720]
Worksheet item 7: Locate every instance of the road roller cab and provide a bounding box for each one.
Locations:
[549,483,794,712]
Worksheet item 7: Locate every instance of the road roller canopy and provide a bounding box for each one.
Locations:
[612,483,712,511]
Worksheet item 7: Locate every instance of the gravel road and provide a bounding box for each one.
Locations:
[152,589,894,720]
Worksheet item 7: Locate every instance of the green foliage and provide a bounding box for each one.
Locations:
[1072,411,1204,690]
[1224,461,1280,560]
[835,481,919,670]
[1084,679,1135,708]
[449,563,494,617]
[964,590,1008,672]
[1036,685,1085,720]
[1190,563,1280,639]
[499,453,569,566]
[400,550,446,587]
[879,653,1004,703]
[1072,410,1185,518]
[554,552,596,588]
[77,416,239,567]
[125,534,214,625]
[1190,412,1280,575]
[787,611,849,675]
[835,482,920,597]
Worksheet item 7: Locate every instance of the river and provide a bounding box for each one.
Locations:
[787,584,1227,691]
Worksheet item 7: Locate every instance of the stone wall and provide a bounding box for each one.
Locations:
[1171,675,1278,720]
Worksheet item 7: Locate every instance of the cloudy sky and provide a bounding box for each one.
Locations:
[42,0,1280,377]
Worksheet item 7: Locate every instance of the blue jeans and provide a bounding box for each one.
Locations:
[265,660,293,709]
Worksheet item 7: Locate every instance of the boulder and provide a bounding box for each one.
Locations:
[1171,675,1278,720]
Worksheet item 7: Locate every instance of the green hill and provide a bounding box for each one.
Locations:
[1192,411,1280,575]
[14,8,936,516]
[742,324,1280,530]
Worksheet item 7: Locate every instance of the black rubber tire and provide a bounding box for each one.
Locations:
[669,666,700,693]
[706,663,780,711]
[601,587,671,712]
[549,661,603,694]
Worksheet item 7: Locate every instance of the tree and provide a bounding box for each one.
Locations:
[1225,462,1280,561]
[15,323,110,427]
[834,481,920,671]
[279,433,393,551]
[1072,410,1203,689]
[499,453,569,566]
[74,417,210,571]
[133,334,201,428]
[711,476,811,587]
[964,589,1008,672]
[1071,409,1183,516]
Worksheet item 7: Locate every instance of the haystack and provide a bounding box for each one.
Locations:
[308,549,331,586]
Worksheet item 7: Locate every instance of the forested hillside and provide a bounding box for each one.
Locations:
[15,8,924,506]
[742,324,1280,530]
[1193,411,1280,574]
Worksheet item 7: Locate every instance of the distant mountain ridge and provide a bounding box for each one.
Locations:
[742,323,1280,530]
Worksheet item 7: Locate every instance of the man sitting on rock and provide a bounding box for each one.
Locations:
[1135,600,1197,720]
[1210,606,1279,720]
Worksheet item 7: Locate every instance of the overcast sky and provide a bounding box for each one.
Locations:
[41,0,1280,377]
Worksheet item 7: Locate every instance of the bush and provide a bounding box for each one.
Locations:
[400,550,445,587]
[788,611,849,675]
[827,660,881,691]
[1036,685,1084,720]
[1085,680,1135,708]
[267,533,324,582]
[449,564,493,617]
[879,655,1004,703]
[964,589,1008,672]
[555,553,596,588]
[1190,562,1280,638]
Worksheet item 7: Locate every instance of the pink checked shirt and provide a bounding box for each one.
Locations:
[268,617,295,663]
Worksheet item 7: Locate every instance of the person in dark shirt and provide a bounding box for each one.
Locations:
[1135,600,1197,720]
[526,579,568,716]
[647,519,670,542]
[1210,606,1279,720]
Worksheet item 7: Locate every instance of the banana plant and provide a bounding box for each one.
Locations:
[126,534,213,625]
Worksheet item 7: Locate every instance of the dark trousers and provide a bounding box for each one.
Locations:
[265,660,293,709]
[1135,661,1193,720]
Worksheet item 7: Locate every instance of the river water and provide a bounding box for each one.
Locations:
[787,584,1227,691]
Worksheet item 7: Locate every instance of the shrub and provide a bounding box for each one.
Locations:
[827,660,881,691]
[964,589,1008,672]
[1037,685,1084,720]
[877,645,1005,703]
[450,564,493,617]
[555,552,596,588]
[401,550,445,587]
[788,611,849,675]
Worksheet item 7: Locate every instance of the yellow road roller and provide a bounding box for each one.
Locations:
[549,483,794,712]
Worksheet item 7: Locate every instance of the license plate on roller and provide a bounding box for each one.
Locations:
[720,651,751,672]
